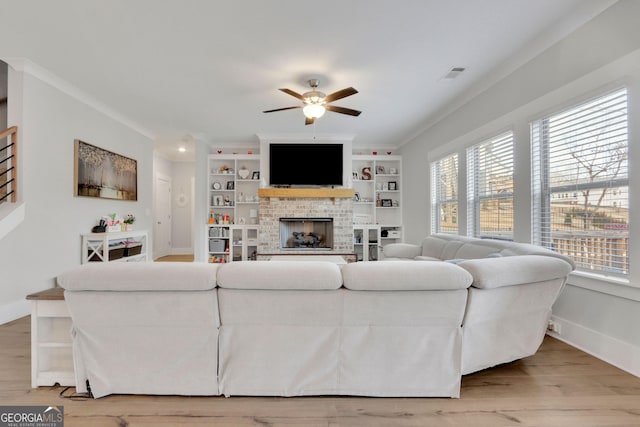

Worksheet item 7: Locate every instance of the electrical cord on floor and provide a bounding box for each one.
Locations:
[58,380,93,400]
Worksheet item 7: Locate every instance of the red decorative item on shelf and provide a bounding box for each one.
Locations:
[372,151,378,155]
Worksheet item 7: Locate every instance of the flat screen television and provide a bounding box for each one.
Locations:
[269,143,343,186]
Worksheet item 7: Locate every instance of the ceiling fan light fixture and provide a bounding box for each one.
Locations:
[303,103,326,119]
[264,79,360,124]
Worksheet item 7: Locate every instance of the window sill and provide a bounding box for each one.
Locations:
[567,270,640,302]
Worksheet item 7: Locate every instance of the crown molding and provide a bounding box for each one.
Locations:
[3,57,155,140]
[256,133,355,143]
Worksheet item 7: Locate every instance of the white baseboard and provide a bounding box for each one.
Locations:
[170,248,194,255]
[0,298,30,325]
[547,315,640,378]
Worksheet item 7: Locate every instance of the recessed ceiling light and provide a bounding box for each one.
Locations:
[178,147,186,153]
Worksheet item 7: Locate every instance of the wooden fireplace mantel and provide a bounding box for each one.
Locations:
[258,188,355,199]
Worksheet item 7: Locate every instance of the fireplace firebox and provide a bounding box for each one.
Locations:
[280,218,333,250]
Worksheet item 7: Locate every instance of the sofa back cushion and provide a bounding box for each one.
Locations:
[382,243,422,259]
[217,261,343,290]
[420,236,451,259]
[57,262,218,291]
[427,234,575,269]
[342,261,472,291]
[454,243,501,259]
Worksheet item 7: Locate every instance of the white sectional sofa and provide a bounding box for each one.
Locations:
[56,234,574,398]
[383,234,575,374]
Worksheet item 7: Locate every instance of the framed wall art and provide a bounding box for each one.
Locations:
[74,140,137,201]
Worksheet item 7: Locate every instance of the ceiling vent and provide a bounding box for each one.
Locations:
[443,67,466,79]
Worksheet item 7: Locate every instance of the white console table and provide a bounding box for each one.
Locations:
[81,230,148,263]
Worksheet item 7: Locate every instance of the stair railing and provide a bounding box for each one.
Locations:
[0,126,18,204]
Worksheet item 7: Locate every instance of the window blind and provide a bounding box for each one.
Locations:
[466,131,514,239]
[531,88,628,275]
[430,153,458,234]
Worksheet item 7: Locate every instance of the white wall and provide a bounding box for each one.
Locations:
[399,0,640,375]
[0,64,153,323]
[170,161,194,253]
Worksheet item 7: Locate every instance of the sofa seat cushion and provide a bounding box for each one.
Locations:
[342,261,472,291]
[217,261,343,290]
[57,262,218,291]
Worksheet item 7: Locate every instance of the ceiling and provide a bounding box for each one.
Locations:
[0,0,615,161]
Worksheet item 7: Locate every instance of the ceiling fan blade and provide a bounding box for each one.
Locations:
[305,117,315,125]
[263,106,302,113]
[324,87,358,103]
[279,88,305,101]
[325,105,362,116]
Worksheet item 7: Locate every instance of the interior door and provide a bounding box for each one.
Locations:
[155,174,172,258]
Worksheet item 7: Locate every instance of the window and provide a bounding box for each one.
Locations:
[531,88,628,275]
[430,153,458,234]
[466,131,514,239]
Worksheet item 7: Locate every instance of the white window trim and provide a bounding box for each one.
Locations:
[430,153,459,234]
[531,87,629,277]
[568,271,640,302]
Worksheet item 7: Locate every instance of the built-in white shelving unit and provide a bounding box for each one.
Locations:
[207,154,261,262]
[352,154,403,258]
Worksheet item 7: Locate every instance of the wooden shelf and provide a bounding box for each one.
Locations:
[258,188,355,199]
[27,287,65,301]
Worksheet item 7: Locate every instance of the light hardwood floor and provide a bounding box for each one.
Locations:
[154,254,195,262]
[2,316,639,427]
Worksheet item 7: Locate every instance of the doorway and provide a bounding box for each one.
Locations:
[154,173,172,259]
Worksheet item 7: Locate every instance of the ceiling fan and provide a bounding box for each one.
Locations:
[263,79,361,125]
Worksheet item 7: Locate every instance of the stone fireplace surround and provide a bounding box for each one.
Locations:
[258,193,354,255]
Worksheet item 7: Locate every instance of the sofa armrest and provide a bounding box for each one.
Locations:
[382,243,422,259]
[457,255,573,289]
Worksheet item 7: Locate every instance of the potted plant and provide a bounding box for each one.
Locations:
[123,214,135,231]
